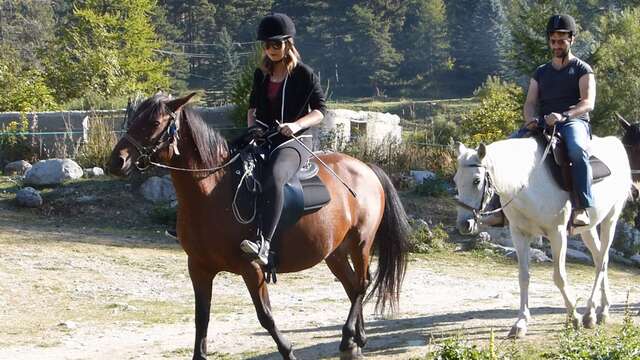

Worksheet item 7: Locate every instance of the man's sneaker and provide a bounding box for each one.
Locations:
[165,228,178,240]
[573,209,590,226]
[240,238,270,266]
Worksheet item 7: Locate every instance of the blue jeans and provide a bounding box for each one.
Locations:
[557,119,593,209]
[510,119,593,209]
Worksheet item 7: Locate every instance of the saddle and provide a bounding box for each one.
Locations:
[233,138,331,280]
[535,131,611,192]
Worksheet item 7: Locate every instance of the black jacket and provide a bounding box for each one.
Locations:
[249,62,326,131]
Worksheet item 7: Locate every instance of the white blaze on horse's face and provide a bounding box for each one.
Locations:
[454,142,487,235]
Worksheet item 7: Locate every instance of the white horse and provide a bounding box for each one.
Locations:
[454,136,630,338]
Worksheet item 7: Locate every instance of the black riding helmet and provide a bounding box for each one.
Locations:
[546,14,577,37]
[257,13,296,41]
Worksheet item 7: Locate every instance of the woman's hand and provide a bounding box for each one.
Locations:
[278,122,302,137]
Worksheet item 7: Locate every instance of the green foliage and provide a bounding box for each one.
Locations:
[408,221,448,254]
[0,57,58,112]
[414,177,450,197]
[591,7,640,135]
[545,304,640,359]
[230,44,262,127]
[0,115,34,163]
[75,116,119,170]
[459,76,524,147]
[150,203,177,227]
[46,0,171,107]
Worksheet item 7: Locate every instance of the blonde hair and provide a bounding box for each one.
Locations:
[260,38,301,75]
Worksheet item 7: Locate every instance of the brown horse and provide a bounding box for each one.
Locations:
[109,93,410,360]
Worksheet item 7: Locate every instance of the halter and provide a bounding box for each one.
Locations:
[454,164,499,221]
[124,110,240,174]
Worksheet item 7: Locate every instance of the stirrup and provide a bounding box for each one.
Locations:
[572,209,590,227]
[240,237,270,266]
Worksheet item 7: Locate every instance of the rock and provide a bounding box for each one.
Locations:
[76,195,98,203]
[24,159,83,186]
[410,170,436,184]
[4,160,31,175]
[529,248,552,263]
[140,176,176,203]
[567,239,587,252]
[482,227,513,247]
[631,254,640,266]
[15,187,42,207]
[613,222,640,255]
[83,167,105,178]
[566,248,593,265]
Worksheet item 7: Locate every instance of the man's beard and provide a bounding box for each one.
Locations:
[553,48,570,59]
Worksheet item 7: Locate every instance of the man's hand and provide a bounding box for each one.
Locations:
[524,118,539,130]
[544,112,565,126]
[278,122,302,137]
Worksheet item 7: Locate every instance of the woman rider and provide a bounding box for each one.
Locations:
[240,13,326,266]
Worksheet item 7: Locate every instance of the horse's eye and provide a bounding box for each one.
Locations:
[473,178,481,185]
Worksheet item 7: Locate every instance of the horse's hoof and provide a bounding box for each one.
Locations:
[583,312,596,329]
[597,312,609,325]
[572,316,581,329]
[340,346,364,360]
[507,326,527,339]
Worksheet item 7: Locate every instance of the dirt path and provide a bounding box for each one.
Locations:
[1,216,639,360]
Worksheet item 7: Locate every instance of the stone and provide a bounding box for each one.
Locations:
[140,176,176,203]
[630,254,640,266]
[4,160,31,176]
[482,227,513,247]
[566,248,593,265]
[15,187,42,208]
[83,167,105,178]
[23,159,83,186]
[410,170,437,184]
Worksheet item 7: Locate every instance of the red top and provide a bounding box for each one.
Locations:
[267,80,282,101]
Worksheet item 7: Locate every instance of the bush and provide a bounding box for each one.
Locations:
[458,76,524,148]
[150,203,176,227]
[409,222,448,254]
[414,177,450,197]
[76,114,119,170]
[0,115,35,164]
[230,44,261,127]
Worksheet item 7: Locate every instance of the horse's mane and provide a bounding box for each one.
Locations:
[622,122,640,147]
[135,94,228,168]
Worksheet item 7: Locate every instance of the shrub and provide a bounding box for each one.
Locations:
[230,44,261,127]
[0,114,35,163]
[150,203,177,227]
[459,76,524,148]
[409,222,448,254]
[76,114,119,169]
[414,177,450,197]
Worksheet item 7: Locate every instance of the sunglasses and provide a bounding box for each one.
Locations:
[262,40,285,50]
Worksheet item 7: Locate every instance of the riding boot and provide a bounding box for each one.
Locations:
[240,235,270,266]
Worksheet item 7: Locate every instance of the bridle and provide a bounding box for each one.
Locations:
[123,109,240,174]
[454,164,499,221]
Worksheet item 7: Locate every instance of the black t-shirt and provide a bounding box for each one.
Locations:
[533,57,593,121]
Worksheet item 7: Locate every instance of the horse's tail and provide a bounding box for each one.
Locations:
[366,163,411,315]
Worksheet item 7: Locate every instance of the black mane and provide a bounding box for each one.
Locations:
[622,122,640,146]
[135,94,228,168]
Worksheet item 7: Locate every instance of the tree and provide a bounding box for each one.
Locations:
[396,0,451,92]
[591,7,640,134]
[46,0,171,106]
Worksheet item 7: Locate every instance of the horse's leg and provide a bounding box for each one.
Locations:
[548,231,581,328]
[579,227,603,328]
[325,247,368,359]
[189,258,217,360]
[596,216,617,324]
[508,228,532,338]
[242,265,295,360]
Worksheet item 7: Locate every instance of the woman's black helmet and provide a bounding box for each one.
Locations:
[257,13,296,41]
[546,14,577,37]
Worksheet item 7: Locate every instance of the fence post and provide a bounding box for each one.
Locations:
[82,116,90,144]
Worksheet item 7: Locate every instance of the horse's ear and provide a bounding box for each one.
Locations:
[166,92,198,113]
[477,143,487,161]
[455,142,467,157]
[616,112,631,131]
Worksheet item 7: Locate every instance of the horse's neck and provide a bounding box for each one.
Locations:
[486,139,540,197]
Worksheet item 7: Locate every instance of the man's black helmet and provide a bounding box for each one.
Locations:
[257,13,296,41]
[546,14,577,36]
